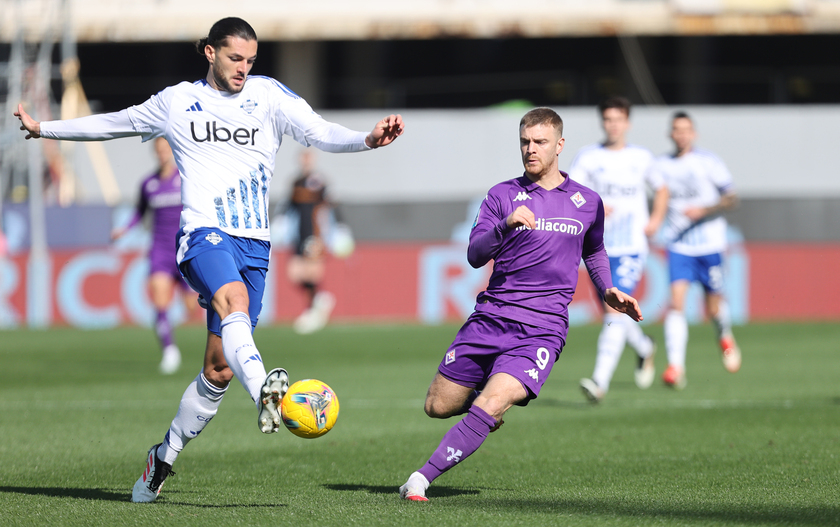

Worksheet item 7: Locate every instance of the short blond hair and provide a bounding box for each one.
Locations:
[520,107,563,137]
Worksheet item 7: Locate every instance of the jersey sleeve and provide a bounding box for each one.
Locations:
[126,87,174,142]
[467,191,510,268]
[643,150,665,190]
[567,151,591,188]
[272,81,369,153]
[708,154,735,195]
[39,109,140,141]
[581,196,612,298]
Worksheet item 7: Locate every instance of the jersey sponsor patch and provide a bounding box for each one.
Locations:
[570,191,586,208]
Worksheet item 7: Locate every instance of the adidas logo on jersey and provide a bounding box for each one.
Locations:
[513,191,531,202]
[186,101,203,112]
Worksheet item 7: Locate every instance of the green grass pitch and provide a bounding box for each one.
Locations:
[0,321,838,526]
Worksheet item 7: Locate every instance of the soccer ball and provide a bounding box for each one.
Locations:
[280,379,340,439]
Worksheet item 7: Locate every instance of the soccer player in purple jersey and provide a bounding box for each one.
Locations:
[399,108,643,502]
[112,137,197,375]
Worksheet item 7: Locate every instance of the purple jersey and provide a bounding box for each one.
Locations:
[468,173,612,341]
[131,170,183,276]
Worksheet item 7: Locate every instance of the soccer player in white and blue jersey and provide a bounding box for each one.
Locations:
[568,97,668,402]
[16,17,404,503]
[650,112,741,389]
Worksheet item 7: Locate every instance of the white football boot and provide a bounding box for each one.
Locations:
[131,443,175,503]
[720,335,742,373]
[159,345,181,375]
[634,335,656,389]
[258,368,289,433]
[399,472,429,502]
[579,378,604,403]
[293,292,335,334]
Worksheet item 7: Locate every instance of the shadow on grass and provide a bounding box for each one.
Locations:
[325,483,479,499]
[0,487,285,508]
[0,486,128,502]
[476,497,840,526]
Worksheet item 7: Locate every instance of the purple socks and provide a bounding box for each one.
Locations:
[418,405,497,484]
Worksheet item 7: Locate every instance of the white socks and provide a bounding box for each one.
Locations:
[664,310,688,368]
[158,373,227,465]
[406,471,430,492]
[592,313,627,391]
[711,300,732,340]
[220,311,267,404]
[624,317,654,358]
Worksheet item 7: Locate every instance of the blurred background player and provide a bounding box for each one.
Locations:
[569,96,669,402]
[284,150,336,334]
[651,112,741,389]
[112,137,196,374]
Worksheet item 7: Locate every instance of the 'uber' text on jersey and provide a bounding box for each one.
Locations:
[190,121,259,145]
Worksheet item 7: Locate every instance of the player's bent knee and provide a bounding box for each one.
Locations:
[424,396,457,419]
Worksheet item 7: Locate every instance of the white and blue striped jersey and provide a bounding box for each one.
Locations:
[568,144,661,257]
[40,76,369,242]
[650,148,734,256]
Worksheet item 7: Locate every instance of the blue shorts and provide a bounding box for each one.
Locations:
[177,227,270,336]
[668,251,724,294]
[609,254,646,295]
[438,313,563,406]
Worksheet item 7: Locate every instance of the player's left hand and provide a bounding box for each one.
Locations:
[684,206,706,221]
[604,287,643,322]
[643,219,661,238]
[365,114,404,148]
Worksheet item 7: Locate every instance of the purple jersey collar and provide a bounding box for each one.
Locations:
[517,171,571,193]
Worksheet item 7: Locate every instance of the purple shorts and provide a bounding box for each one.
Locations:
[438,312,564,405]
[148,243,187,286]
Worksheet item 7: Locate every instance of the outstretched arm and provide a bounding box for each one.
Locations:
[364,114,405,148]
[604,287,643,322]
[15,104,41,139]
[16,104,140,142]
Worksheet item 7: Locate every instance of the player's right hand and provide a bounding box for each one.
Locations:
[15,104,41,139]
[506,205,535,230]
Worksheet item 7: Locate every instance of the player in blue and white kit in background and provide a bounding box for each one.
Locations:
[651,112,741,389]
[16,17,405,503]
[568,96,668,403]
